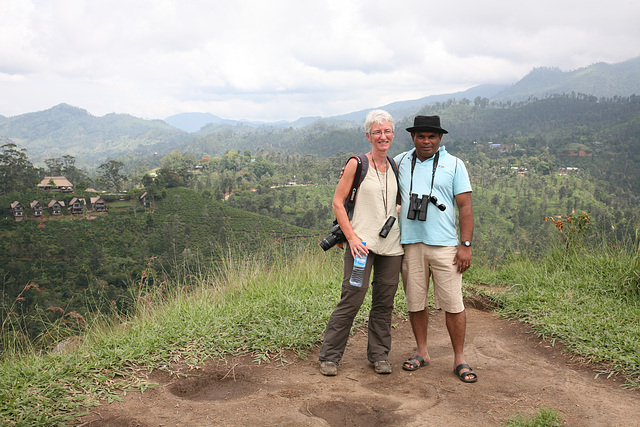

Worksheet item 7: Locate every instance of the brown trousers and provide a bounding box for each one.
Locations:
[319,250,402,364]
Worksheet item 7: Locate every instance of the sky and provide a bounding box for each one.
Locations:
[1,0,640,123]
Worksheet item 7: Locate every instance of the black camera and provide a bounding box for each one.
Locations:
[407,193,446,221]
[379,216,396,238]
[320,221,346,251]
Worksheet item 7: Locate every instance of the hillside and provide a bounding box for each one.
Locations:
[493,56,640,102]
[0,187,317,341]
[0,103,189,168]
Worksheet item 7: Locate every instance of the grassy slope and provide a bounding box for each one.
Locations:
[0,242,407,425]
[1,232,639,424]
[468,240,640,386]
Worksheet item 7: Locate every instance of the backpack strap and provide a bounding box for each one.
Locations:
[343,154,368,219]
[387,155,399,180]
[387,155,401,205]
[357,153,369,185]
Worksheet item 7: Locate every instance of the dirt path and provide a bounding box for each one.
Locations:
[76,302,640,426]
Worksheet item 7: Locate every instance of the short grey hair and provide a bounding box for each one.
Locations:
[364,110,394,134]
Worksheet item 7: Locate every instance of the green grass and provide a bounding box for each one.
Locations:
[468,239,640,388]
[2,233,639,424]
[505,407,563,427]
[0,240,406,425]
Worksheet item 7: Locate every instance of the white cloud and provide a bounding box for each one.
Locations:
[1,0,639,121]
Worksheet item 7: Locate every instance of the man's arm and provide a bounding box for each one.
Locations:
[453,191,473,273]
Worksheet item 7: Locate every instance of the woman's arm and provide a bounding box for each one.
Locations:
[332,157,368,259]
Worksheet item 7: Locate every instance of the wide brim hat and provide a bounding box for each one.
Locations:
[406,115,448,134]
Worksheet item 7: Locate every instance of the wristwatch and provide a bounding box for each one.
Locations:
[461,240,472,247]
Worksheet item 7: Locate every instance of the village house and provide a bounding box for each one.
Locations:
[10,201,24,222]
[558,167,580,175]
[140,191,151,208]
[68,197,84,215]
[489,142,515,151]
[90,196,108,212]
[30,200,44,217]
[37,176,74,192]
[568,150,592,157]
[48,200,65,215]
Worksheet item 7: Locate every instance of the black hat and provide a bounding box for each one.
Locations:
[406,115,448,134]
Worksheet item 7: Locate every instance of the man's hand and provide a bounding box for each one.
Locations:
[453,192,473,274]
[453,246,471,274]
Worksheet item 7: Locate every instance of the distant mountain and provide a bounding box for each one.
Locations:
[493,56,640,102]
[331,84,508,124]
[164,112,303,133]
[163,56,640,132]
[0,103,189,167]
[164,112,239,132]
[164,114,322,133]
[192,117,318,137]
[3,55,640,170]
[164,84,507,133]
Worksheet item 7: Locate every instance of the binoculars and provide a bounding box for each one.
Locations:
[407,193,446,221]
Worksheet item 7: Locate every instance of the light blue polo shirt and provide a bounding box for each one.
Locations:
[394,146,472,246]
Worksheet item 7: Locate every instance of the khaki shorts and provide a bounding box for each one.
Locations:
[401,243,464,313]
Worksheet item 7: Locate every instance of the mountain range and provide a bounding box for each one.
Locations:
[165,56,640,132]
[1,55,639,168]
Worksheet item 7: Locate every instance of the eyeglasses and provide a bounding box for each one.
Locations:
[370,130,394,136]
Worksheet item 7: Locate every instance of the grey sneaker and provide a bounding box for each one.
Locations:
[320,361,338,376]
[373,360,392,374]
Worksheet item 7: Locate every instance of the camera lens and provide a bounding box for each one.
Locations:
[319,222,345,251]
[319,235,337,251]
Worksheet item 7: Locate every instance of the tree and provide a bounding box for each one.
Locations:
[160,151,197,187]
[44,158,64,175]
[0,143,40,194]
[156,168,184,188]
[98,160,126,193]
[44,155,87,185]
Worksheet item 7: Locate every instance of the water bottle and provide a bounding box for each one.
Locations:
[349,242,367,287]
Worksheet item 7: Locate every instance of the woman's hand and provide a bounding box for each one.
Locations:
[348,238,368,259]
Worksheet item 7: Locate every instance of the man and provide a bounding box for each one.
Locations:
[394,115,477,383]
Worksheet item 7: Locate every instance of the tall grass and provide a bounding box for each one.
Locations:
[2,228,639,424]
[468,234,640,388]
[0,239,406,425]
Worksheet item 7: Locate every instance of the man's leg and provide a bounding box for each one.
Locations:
[428,245,475,380]
[446,309,474,380]
[408,308,431,364]
[402,243,431,368]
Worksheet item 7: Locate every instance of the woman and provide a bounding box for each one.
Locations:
[319,110,403,376]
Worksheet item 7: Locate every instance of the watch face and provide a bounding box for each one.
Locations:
[462,241,471,247]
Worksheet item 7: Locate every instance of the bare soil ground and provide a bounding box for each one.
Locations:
[76,300,639,427]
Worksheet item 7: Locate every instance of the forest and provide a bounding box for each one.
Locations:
[1,94,640,346]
